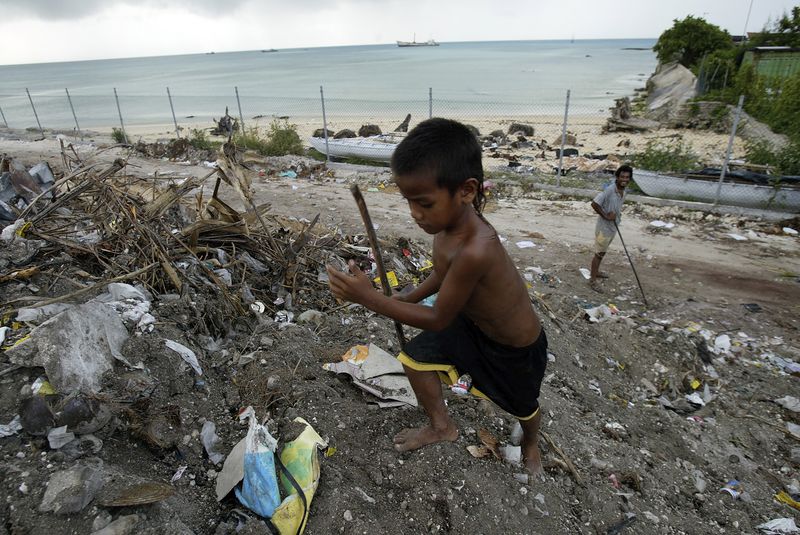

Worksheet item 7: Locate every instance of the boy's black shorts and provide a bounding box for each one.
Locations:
[398,314,548,420]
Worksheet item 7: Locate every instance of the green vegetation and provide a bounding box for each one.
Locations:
[631,139,699,172]
[653,16,732,68]
[745,139,800,175]
[188,128,219,151]
[111,128,127,144]
[653,7,800,169]
[749,6,800,47]
[234,120,304,157]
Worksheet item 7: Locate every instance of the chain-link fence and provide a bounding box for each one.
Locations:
[1,85,797,212]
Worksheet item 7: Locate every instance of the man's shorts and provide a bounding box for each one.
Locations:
[397,314,548,420]
[595,231,616,254]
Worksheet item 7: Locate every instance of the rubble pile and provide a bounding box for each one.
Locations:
[0,141,798,534]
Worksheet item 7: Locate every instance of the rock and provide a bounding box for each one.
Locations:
[92,510,113,532]
[19,396,56,435]
[554,148,579,158]
[551,133,578,145]
[643,511,660,524]
[344,509,353,521]
[645,62,697,122]
[464,124,481,137]
[490,129,506,139]
[507,123,535,136]
[604,97,660,132]
[39,458,104,514]
[394,114,411,133]
[358,124,382,137]
[312,128,333,138]
[57,397,113,434]
[6,302,129,393]
[297,309,325,326]
[91,514,141,535]
[333,129,356,139]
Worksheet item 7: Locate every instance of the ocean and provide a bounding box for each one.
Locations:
[0,39,657,131]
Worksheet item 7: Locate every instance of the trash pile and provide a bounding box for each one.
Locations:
[0,145,437,533]
[1,140,799,534]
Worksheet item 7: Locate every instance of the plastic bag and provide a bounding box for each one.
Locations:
[234,407,281,518]
[271,418,328,535]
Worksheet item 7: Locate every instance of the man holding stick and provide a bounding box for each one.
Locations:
[588,165,631,291]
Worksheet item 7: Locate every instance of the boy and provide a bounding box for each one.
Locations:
[327,118,548,475]
[588,165,631,291]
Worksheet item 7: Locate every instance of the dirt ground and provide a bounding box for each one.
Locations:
[1,135,799,535]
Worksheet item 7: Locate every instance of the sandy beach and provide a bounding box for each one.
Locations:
[3,110,743,179]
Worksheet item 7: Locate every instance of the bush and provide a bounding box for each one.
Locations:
[234,120,304,157]
[111,127,127,144]
[234,127,270,154]
[263,120,304,156]
[631,139,699,172]
[188,128,216,151]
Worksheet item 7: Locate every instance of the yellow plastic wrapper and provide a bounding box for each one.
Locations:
[775,491,800,512]
[373,271,399,288]
[271,418,328,535]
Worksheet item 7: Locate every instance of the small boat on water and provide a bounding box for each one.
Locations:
[309,135,401,162]
[397,34,439,47]
[634,168,800,210]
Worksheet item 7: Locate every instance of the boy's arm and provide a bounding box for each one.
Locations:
[396,269,441,303]
[327,248,487,331]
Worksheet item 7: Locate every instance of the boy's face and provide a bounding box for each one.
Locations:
[395,170,476,234]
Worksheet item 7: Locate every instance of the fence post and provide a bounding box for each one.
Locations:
[113,88,129,144]
[0,106,8,127]
[235,86,245,132]
[25,88,45,138]
[65,88,82,140]
[167,87,180,138]
[320,85,330,162]
[715,95,745,205]
[428,87,433,119]
[556,89,571,186]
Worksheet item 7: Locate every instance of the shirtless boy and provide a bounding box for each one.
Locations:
[327,118,548,474]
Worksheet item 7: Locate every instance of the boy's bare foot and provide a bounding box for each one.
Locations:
[393,423,458,452]
[523,444,544,477]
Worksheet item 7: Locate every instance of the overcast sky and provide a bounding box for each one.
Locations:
[0,0,796,65]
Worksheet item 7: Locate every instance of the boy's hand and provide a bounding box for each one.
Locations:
[605,211,616,221]
[326,260,376,305]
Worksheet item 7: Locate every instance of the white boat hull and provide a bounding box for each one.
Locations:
[309,136,398,162]
[633,169,800,211]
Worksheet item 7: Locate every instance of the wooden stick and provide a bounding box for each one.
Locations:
[541,431,583,485]
[7,263,157,313]
[350,184,406,350]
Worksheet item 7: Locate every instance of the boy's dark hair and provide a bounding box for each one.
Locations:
[615,164,633,178]
[391,118,486,213]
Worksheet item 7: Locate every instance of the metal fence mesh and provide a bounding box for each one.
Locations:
[0,85,796,212]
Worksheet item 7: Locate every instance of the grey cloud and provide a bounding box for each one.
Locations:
[0,0,253,20]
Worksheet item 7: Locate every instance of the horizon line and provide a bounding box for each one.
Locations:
[0,37,657,68]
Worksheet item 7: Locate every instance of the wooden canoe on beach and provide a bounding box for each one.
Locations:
[634,169,800,210]
[309,135,400,162]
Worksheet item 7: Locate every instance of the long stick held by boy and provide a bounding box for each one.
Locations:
[327,118,548,475]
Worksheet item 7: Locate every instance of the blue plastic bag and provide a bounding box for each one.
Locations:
[234,407,281,518]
